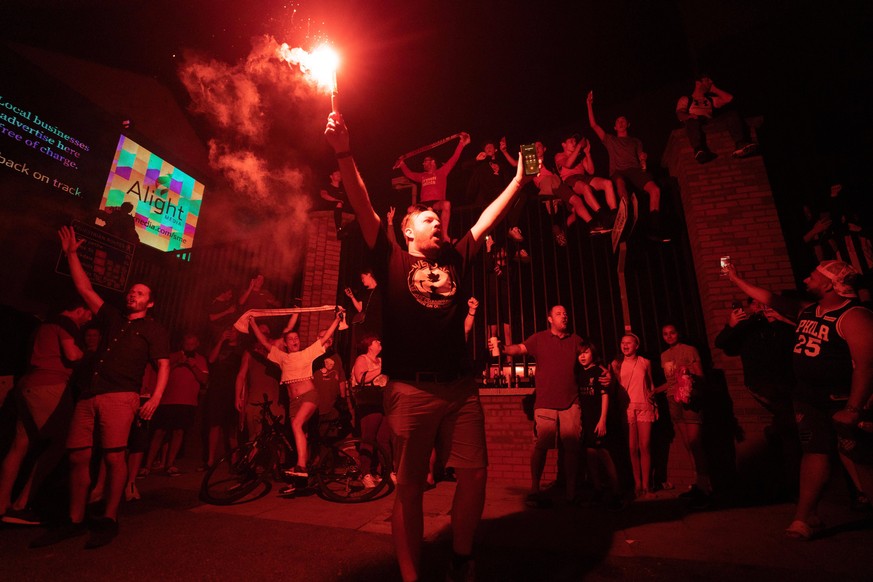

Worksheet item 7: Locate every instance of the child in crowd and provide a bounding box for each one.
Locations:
[612,333,656,499]
[577,341,623,510]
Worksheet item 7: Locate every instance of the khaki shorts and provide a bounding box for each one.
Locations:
[386,377,487,486]
[533,404,582,451]
[66,392,140,451]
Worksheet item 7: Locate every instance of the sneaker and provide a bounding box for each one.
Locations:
[278,484,297,497]
[851,492,872,512]
[361,474,378,489]
[1,507,43,526]
[524,491,552,509]
[166,466,182,477]
[136,468,149,480]
[125,482,141,502]
[29,520,87,548]
[606,495,627,512]
[647,211,671,243]
[446,557,476,582]
[551,224,567,247]
[694,149,716,164]
[588,219,612,235]
[678,484,707,499]
[85,517,119,549]
[731,143,759,158]
[508,227,524,242]
[285,465,309,478]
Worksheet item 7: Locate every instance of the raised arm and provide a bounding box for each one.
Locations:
[586,91,607,142]
[235,352,250,412]
[58,226,103,314]
[709,82,734,108]
[319,308,345,346]
[282,313,299,334]
[344,287,363,312]
[324,113,381,249]
[470,154,529,242]
[464,297,479,341]
[726,264,804,317]
[499,137,518,167]
[441,133,470,174]
[249,317,273,351]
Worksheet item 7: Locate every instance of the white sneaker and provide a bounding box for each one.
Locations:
[361,474,378,489]
[125,482,141,501]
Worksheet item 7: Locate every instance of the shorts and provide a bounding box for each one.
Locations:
[668,395,702,425]
[565,174,594,189]
[627,402,657,424]
[794,399,840,455]
[288,389,318,419]
[611,168,655,192]
[533,403,582,451]
[385,377,487,486]
[66,391,140,451]
[152,404,196,430]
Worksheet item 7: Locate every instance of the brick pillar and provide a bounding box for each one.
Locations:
[298,211,348,344]
[481,391,556,486]
[662,117,796,486]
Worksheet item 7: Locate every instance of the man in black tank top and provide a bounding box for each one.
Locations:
[727,259,873,539]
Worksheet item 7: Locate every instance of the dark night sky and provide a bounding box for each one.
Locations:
[3,0,872,218]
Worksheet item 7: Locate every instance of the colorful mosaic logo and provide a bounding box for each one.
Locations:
[99,135,205,252]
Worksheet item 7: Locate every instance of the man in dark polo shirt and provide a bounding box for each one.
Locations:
[31,226,169,550]
[491,305,589,505]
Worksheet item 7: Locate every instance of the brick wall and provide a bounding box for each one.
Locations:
[298,211,348,344]
[480,390,556,486]
[662,116,796,487]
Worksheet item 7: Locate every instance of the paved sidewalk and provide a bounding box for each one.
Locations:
[1,462,871,581]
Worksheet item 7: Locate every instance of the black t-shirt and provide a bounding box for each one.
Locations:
[371,226,480,379]
[85,303,170,396]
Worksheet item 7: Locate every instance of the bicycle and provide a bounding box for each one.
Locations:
[200,395,392,505]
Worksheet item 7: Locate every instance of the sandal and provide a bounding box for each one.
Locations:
[551,225,567,247]
[784,518,823,540]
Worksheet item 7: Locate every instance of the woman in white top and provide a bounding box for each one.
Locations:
[249,308,344,477]
[611,333,655,498]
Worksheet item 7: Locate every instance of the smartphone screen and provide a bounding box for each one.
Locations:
[521,144,538,176]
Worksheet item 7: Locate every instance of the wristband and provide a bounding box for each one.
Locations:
[467,311,476,316]
[335,151,352,159]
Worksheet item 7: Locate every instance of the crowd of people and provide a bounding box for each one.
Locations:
[1,75,871,582]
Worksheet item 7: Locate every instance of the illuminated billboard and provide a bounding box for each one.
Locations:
[99,135,204,252]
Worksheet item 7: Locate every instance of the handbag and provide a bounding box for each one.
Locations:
[351,289,374,325]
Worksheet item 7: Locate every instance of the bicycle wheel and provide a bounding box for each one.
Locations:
[316,438,391,503]
[200,441,270,505]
